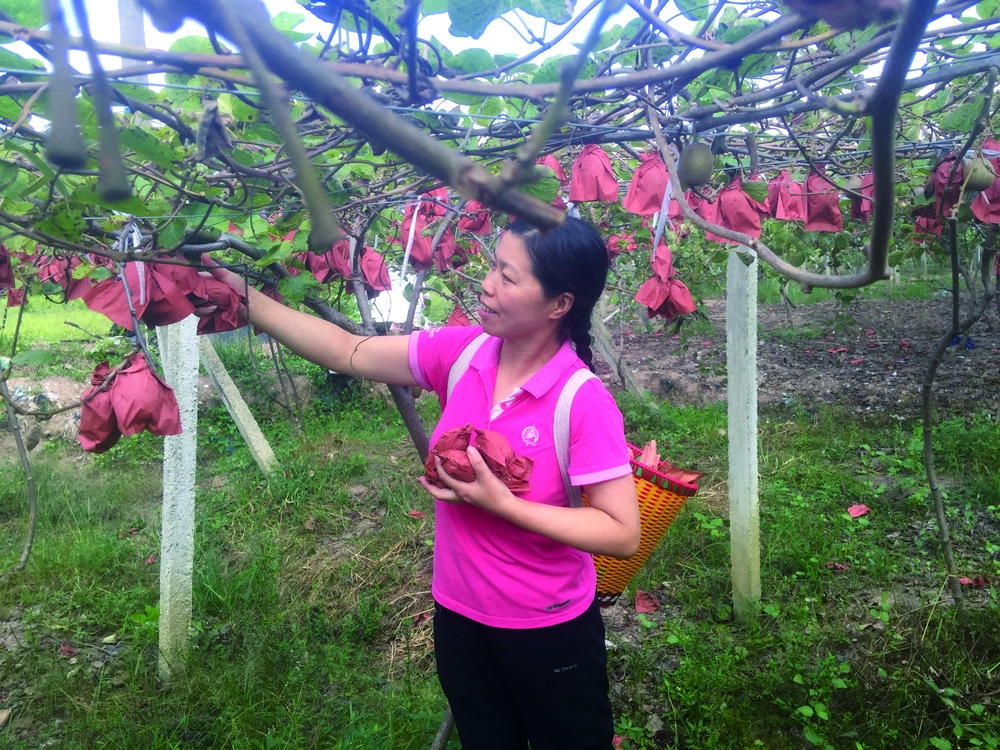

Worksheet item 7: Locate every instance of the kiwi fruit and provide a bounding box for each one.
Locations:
[677,142,714,188]
[964,157,997,192]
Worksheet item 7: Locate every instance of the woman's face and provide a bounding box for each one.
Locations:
[478,232,565,340]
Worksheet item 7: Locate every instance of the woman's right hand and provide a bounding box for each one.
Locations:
[192,254,246,320]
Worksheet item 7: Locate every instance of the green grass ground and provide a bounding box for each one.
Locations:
[1,293,998,749]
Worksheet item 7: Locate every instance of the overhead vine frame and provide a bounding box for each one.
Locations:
[0,0,993,275]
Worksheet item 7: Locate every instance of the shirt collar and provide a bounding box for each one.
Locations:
[470,333,580,400]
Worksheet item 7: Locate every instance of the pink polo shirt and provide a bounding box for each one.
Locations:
[409,325,632,628]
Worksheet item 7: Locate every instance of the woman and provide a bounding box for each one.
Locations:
[200,216,642,749]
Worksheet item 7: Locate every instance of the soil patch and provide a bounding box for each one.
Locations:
[594,296,1000,420]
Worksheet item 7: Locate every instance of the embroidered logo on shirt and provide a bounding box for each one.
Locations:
[522,424,540,447]
[545,598,571,611]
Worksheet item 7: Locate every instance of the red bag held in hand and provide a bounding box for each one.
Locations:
[425,423,534,493]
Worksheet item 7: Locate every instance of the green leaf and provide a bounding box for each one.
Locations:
[0,47,44,75]
[740,51,777,79]
[230,146,260,167]
[649,44,677,65]
[517,175,559,203]
[476,97,505,118]
[370,0,403,35]
[3,0,45,26]
[976,1,997,19]
[35,205,87,242]
[272,11,312,42]
[277,271,318,307]
[115,82,159,105]
[675,0,708,21]
[447,0,506,38]
[741,179,769,204]
[11,349,58,367]
[4,140,57,182]
[802,728,824,745]
[220,94,260,125]
[0,97,28,125]
[157,219,188,251]
[620,17,647,43]
[0,160,18,192]
[326,177,350,206]
[940,100,979,132]
[166,36,230,87]
[120,129,183,169]
[256,245,291,267]
[515,0,574,24]
[168,35,228,55]
[451,48,496,74]
[70,185,151,217]
[532,55,594,85]
[595,25,625,52]
[442,91,488,107]
[717,17,764,45]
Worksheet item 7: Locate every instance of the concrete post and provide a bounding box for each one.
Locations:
[727,248,760,623]
[117,0,148,81]
[157,317,199,680]
[198,336,278,474]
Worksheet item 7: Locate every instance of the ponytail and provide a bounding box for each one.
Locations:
[569,322,596,372]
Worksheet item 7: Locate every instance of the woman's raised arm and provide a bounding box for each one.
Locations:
[199,259,417,387]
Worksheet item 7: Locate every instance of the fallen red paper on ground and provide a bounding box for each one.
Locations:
[635,590,661,613]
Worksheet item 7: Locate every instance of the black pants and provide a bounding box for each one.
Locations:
[433,598,614,750]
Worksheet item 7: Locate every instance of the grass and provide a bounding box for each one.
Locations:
[613,401,1000,750]
[2,302,999,749]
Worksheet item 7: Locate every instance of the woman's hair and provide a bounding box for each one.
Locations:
[508,216,610,372]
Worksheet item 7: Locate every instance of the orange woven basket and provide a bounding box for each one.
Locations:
[591,444,699,606]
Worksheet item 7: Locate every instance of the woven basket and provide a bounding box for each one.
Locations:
[591,444,699,606]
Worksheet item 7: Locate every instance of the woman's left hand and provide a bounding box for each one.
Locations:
[419,445,515,514]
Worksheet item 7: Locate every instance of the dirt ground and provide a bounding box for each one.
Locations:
[594,295,1000,421]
